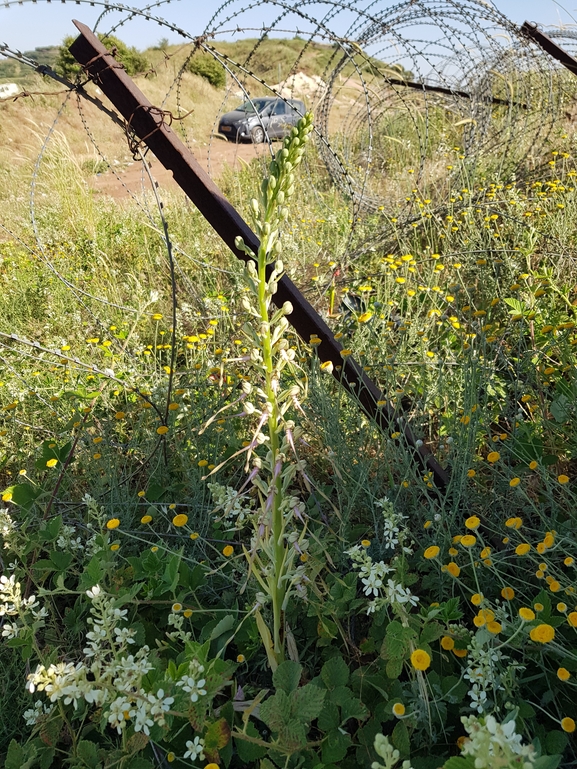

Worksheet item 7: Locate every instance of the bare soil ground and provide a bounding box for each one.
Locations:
[90,135,274,198]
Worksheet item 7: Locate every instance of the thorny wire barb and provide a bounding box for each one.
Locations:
[124,103,195,160]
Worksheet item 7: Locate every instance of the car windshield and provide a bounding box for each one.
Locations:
[235,99,273,114]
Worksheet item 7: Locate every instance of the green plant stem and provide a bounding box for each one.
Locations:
[257,249,285,663]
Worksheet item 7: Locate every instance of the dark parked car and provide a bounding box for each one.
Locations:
[218,97,305,143]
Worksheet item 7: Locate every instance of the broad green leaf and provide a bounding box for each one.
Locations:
[321,656,349,689]
[126,760,155,769]
[76,740,100,768]
[43,515,62,542]
[279,720,308,752]
[49,550,73,572]
[260,690,291,731]
[544,731,568,755]
[162,551,181,591]
[391,721,410,757]
[339,694,368,724]
[385,657,403,679]
[533,756,562,769]
[318,701,340,731]
[420,621,444,645]
[10,483,41,510]
[204,718,231,752]
[4,740,37,769]
[37,746,56,769]
[209,614,236,642]
[273,660,302,694]
[381,622,416,660]
[321,728,352,764]
[442,758,476,769]
[290,684,326,722]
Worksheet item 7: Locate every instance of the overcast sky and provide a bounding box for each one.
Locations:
[0,0,575,52]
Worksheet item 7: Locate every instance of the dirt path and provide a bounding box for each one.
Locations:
[90,135,274,199]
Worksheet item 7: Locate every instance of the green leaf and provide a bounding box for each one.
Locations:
[544,731,568,755]
[339,694,368,723]
[204,718,231,752]
[126,760,155,769]
[533,756,562,769]
[43,515,62,542]
[4,740,37,769]
[260,690,291,732]
[318,701,340,731]
[550,395,571,423]
[279,720,308,752]
[10,483,41,510]
[420,621,444,645]
[209,614,236,641]
[37,746,56,769]
[321,656,349,689]
[386,657,403,679]
[290,684,326,722]
[381,622,416,660]
[321,729,352,764]
[144,481,166,501]
[442,758,476,769]
[76,741,100,768]
[273,660,302,694]
[391,721,410,757]
[49,550,73,571]
[162,551,181,591]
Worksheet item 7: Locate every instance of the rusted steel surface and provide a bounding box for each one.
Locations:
[69,20,450,490]
[521,21,577,77]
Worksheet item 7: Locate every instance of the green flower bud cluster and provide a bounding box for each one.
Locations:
[252,112,314,263]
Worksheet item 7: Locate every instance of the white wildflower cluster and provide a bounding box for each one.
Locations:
[175,659,207,703]
[372,733,414,769]
[184,736,205,761]
[0,507,16,549]
[208,482,254,529]
[83,494,107,527]
[376,497,412,554]
[460,713,536,768]
[347,545,419,614]
[56,523,84,551]
[26,585,198,738]
[464,635,506,713]
[0,574,47,639]
[23,699,52,726]
[166,608,192,643]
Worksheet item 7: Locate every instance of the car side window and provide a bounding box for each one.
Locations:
[288,101,304,116]
[272,101,286,115]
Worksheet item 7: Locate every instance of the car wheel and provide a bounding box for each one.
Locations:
[251,125,265,144]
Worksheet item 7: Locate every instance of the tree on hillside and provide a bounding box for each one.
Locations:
[187,52,226,89]
[55,34,150,80]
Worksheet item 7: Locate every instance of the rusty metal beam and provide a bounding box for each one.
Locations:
[69,20,449,490]
[521,21,577,77]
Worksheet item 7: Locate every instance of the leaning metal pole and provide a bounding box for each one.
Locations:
[68,20,450,490]
[521,21,577,77]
